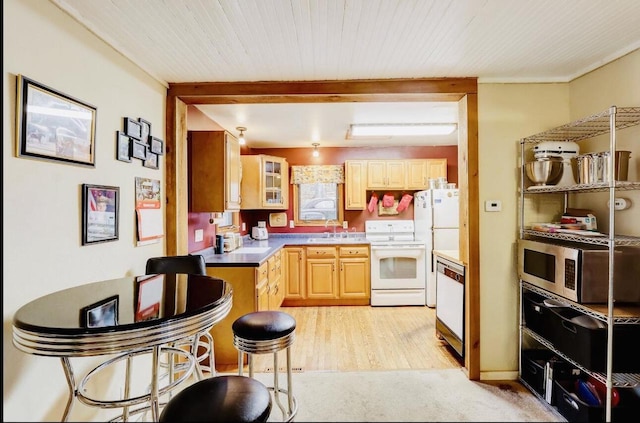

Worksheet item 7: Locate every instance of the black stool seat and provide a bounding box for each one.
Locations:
[159,376,272,422]
[232,311,296,341]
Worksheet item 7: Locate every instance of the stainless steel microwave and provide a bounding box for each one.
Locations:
[517,239,640,304]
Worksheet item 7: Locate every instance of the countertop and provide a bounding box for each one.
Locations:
[196,233,369,267]
[433,249,464,266]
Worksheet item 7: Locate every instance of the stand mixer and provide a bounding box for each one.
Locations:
[532,141,580,187]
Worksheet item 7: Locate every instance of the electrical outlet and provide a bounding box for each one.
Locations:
[342,221,348,229]
[289,220,295,228]
[241,222,246,231]
[194,229,204,242]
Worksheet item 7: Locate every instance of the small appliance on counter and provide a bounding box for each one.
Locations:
[252,221,269,240]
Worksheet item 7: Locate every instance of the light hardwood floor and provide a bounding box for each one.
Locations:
[218,305,463,373]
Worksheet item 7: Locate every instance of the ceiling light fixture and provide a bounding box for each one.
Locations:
[236,126,246,145]
[312,143,320,157]
[348,123,457,138]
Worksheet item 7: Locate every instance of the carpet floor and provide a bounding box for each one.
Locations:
[247,368,563,422]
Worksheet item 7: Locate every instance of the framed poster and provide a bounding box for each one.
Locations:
[81,295,119,328]
[16,75,97,167]
[82,184,120,245]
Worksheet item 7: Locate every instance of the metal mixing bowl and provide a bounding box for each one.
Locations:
[525,159,563,186]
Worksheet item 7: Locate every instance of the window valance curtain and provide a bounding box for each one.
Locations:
[290,165,344,184]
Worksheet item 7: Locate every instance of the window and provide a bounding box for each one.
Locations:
[291,165,344,227]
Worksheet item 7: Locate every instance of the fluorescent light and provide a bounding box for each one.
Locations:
[348,123,457,137]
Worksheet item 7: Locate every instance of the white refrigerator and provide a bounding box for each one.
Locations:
[413,189,460,307]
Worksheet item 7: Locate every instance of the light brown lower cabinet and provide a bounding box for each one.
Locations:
[283,245,370,306]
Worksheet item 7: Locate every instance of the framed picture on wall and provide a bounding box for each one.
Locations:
[150,136,164,155]
[124,117,142,140]
[16,74,97,167]
[144,152,159,169]
[138,118,151,146]
[82,184,120,245]
[116,131,132,162]
[132,140,147,160]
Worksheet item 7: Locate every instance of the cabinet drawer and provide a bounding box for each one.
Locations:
[306,247,337,258]
[338,246,369,257]
[257,262,269,282]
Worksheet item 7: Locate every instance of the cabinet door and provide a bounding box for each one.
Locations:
[268,250,284,309]
[345,160,367,210]
[190,131,241,212]
[339,258,370,299]
[405,160,429,189]
[366,160,388,188]
[256,262,270,311]
[306,259,338,299]
[225,133,241,210]
[426,158,447,180]
[262,157,289,209]
[386,161,406,188]
[284,247,306,300]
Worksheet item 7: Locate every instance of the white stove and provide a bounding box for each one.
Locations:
[365,220,426,306]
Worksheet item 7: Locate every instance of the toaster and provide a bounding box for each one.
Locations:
[252,226,269,240]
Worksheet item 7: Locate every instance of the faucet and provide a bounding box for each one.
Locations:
[325,219,337,238]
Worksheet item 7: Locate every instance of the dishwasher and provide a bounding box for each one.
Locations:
[435,255,465,358]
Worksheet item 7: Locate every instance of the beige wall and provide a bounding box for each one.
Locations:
[476,48,639,380]
[477,83,570,379]
[3,0,166,420]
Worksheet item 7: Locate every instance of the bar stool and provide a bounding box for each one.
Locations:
[159,375,272,422]
[232,311,298,422]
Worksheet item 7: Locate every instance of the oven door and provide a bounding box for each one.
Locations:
[370,244,426,290]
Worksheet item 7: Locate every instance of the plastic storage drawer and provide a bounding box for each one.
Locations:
[550,308,640,373]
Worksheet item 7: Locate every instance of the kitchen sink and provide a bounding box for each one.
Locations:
[228,247,271,254]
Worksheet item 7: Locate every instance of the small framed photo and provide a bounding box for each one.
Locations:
[138,118,151,146]
[81,295,119,328]
[144,151,159,169]
[82,184,119,245]
[150,136,164,155]
[132,140,147,160]
[116,131,132,162]
[124,117,142,140]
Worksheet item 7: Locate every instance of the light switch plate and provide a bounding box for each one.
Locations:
[485,200,502,212]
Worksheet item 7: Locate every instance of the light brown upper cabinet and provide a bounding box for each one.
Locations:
[405,159,448,189]
[190,131,241,212]
[240,154,289,210]
[344,160,367,210]
[366,160,406,189]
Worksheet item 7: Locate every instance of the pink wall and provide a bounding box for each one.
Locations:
[188,144,458,252]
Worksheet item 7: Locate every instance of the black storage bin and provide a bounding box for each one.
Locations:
[521,349,554,396]
[554,379,637,422]
[522,290,564,343]
[551,308,640,373]
[521,349,580,402]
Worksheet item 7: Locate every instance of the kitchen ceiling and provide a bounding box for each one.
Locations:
[50,0,640,148]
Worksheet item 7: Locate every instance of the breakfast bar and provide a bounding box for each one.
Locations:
[12,273,232,422]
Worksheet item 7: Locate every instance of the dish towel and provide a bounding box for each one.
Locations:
[382,193,395,208]
[367,193,379,213]
[396,193,413,212]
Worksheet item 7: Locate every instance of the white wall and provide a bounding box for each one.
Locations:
[3,0,166,420]
[477,48,640,380]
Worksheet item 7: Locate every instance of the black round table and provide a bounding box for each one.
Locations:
[12,273,233,422]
